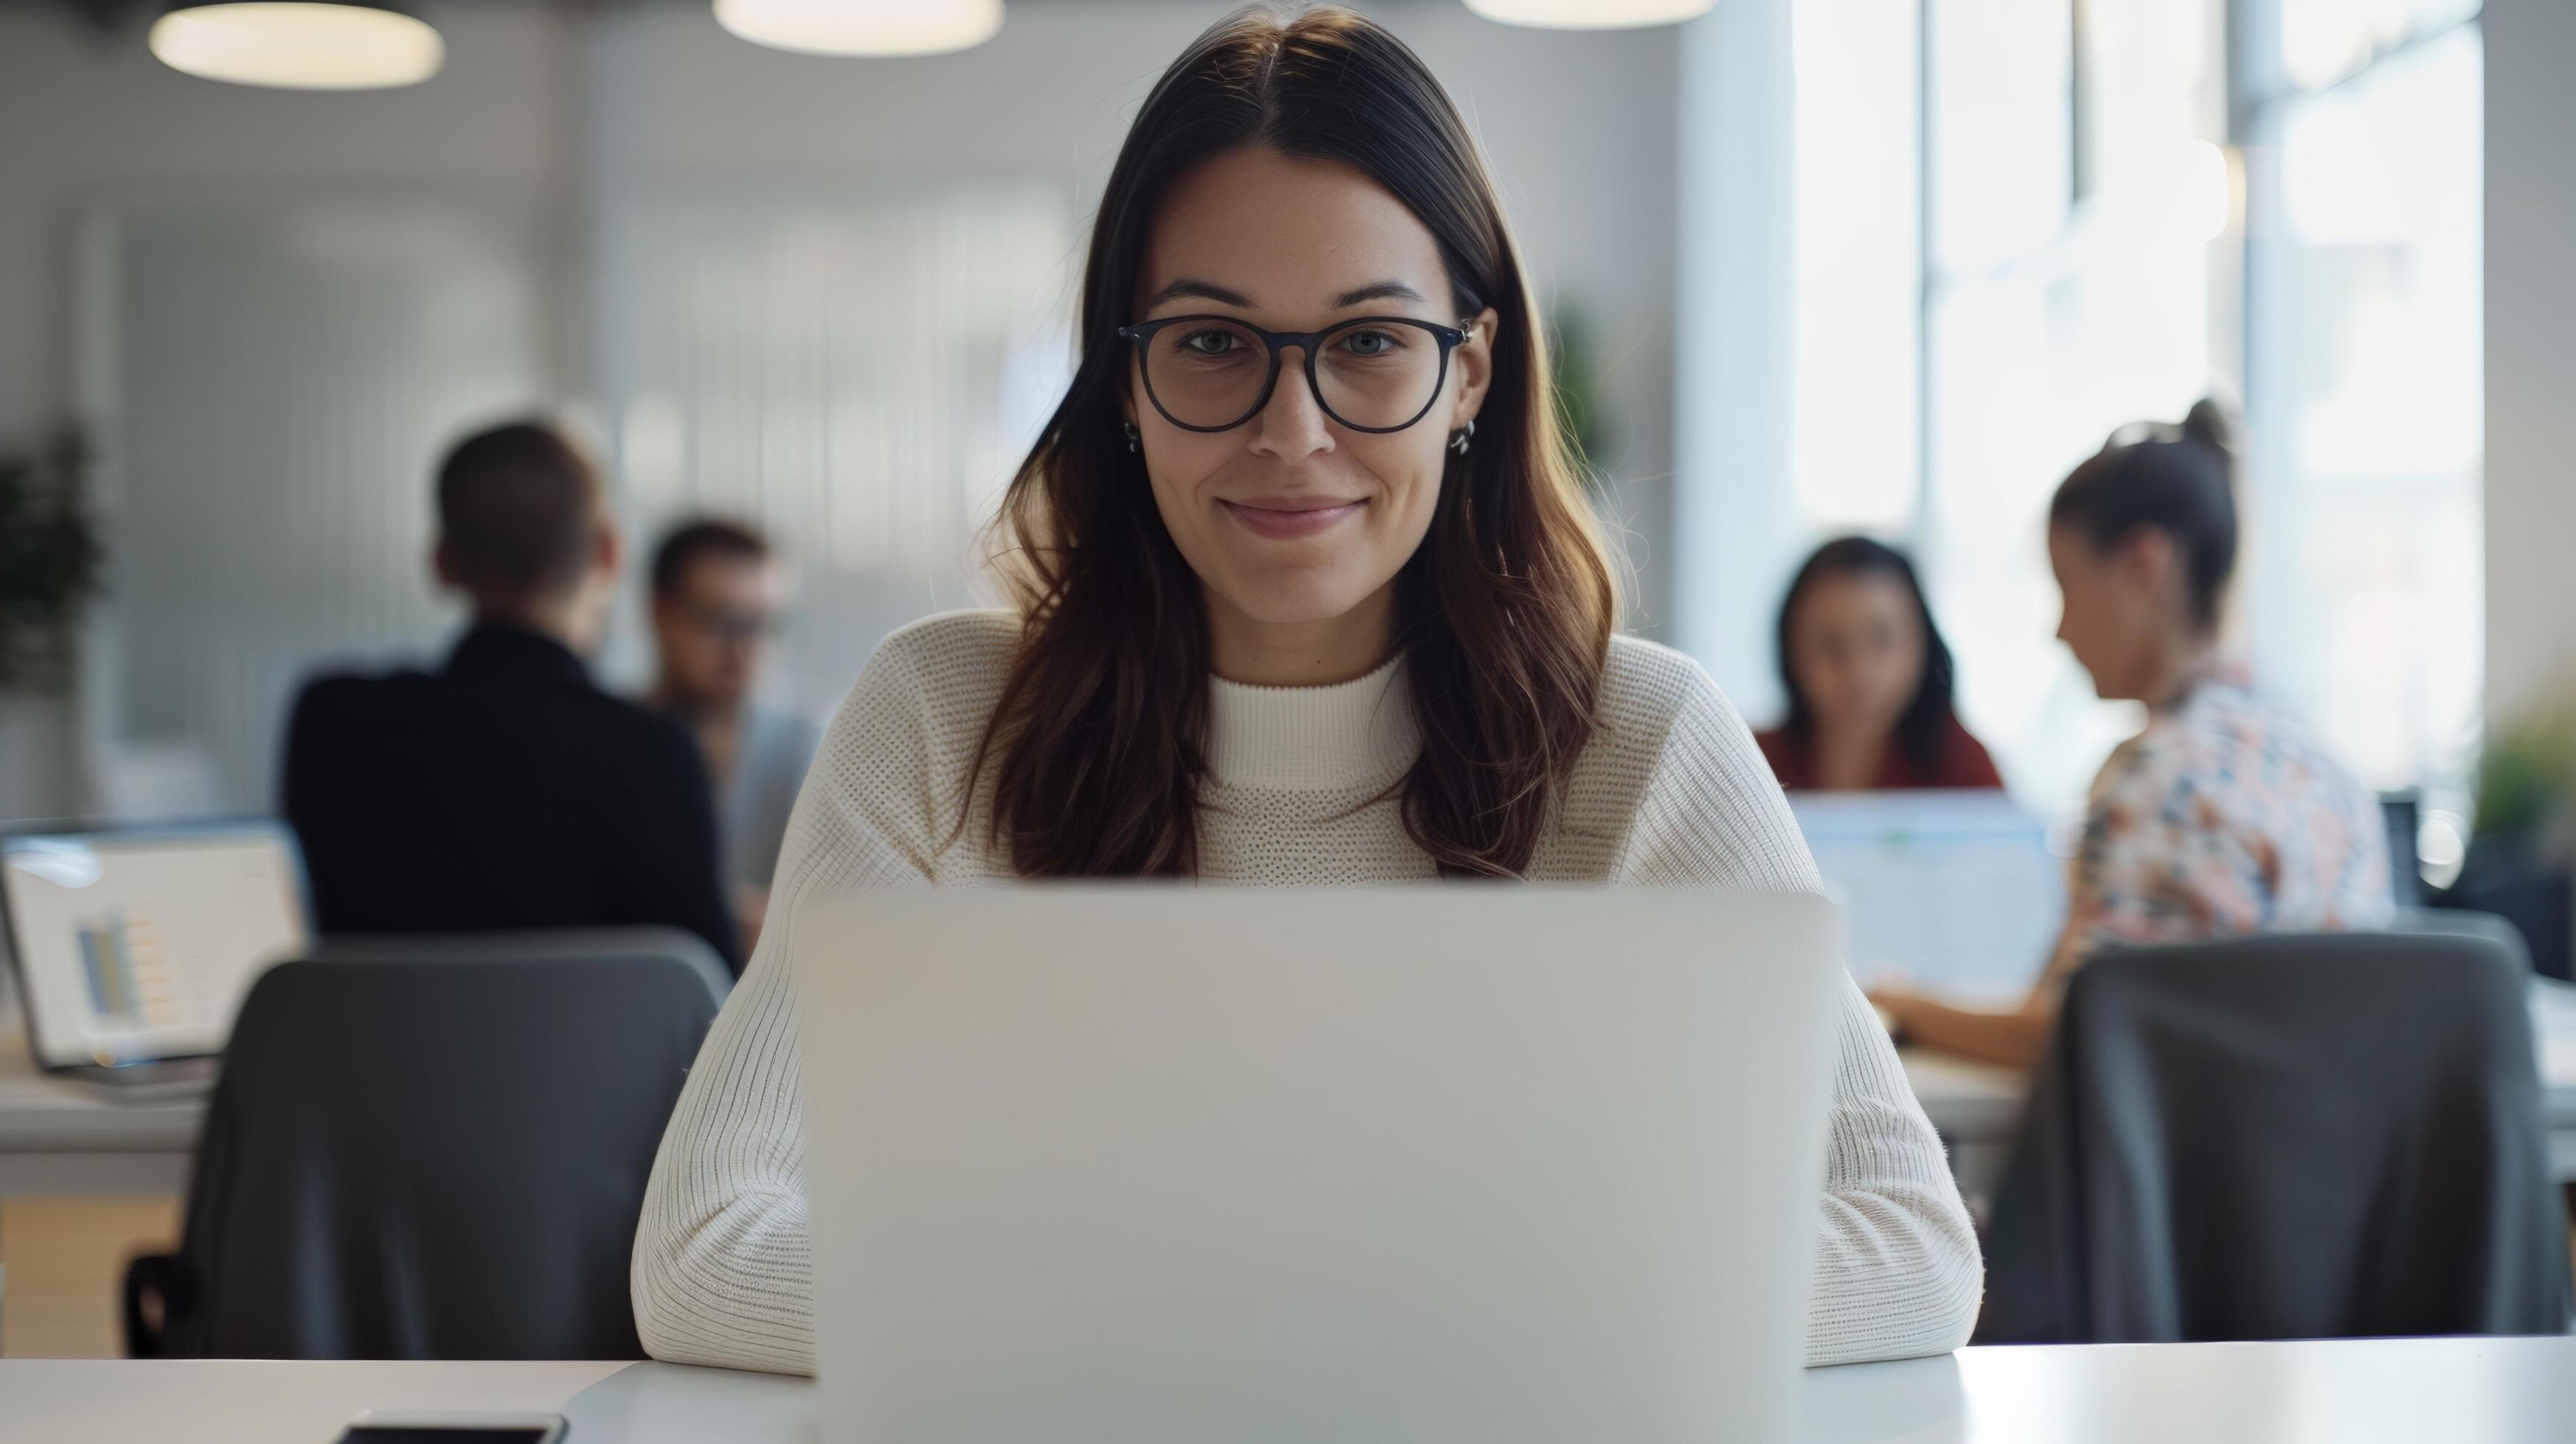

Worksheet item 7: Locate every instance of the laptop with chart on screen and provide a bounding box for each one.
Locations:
[1,819,311,1084]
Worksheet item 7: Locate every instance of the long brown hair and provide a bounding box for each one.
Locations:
[972,5,1618,878]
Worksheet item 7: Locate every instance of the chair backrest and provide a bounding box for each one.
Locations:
[146,927,726,1359]
[1978,923,2573,1345]
[305,926,733,995]
[2379,792,2424,908]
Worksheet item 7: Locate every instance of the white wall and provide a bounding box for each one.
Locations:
[0,7,576,434]
[0,1,1679,562]
[1408,10,1682,633]
[0,1,1684,819]
[2484,0,2576,725]
[0,6,575,819]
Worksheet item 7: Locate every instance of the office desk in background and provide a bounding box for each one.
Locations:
[0,1009,195,1356]
[1903,977,2576,1202]
[6,982,2576,1199]
[8,1336,2576,1443]
[0,1017,197,1198]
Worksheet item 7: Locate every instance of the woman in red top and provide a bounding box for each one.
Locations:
[1755,537,2004,792]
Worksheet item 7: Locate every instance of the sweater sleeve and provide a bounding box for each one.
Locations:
[1613,663,1984,1367]
[631,631,954,1374]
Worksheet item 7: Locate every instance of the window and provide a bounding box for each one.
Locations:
[1921,0,2228,813]
[2240,9,2484,805]
[1789,0,1920,531]
[1722,0,2482,820]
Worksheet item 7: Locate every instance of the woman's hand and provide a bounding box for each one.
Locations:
[1863,984,1920,1042]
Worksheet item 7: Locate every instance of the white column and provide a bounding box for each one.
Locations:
[1673,0,1803,718]
[2484,0,2576,723]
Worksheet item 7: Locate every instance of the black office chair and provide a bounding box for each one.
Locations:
[1976,923,2573,1345]
[125,928,727,1359]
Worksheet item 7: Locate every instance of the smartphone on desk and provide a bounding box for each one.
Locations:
[335,1412,568,1443]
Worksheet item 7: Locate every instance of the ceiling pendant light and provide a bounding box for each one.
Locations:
[714,0,1005,57]
[1463,0,1718,29]
[150,1,443,90]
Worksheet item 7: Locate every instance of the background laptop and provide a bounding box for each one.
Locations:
[1,819,310,1084]
[1790,789,2068,1002]
[799,887,1845,1444]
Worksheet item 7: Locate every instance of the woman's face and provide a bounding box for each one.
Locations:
[2049,524,2177,702]
[1129,147,1497,641]
[1786,570,1926,740]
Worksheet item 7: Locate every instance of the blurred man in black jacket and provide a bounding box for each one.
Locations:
[282,421,739,970]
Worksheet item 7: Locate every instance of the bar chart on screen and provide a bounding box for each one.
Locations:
[72,910,184,1033]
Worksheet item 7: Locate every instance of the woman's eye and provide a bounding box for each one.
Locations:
[1339,329,1403,357]
[1181,330,1240,357]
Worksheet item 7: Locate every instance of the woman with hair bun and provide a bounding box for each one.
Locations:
[1873,401,2395,1069]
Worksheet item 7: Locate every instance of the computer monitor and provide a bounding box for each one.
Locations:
[1,820,311,1072]
[1789,790,2068,1003]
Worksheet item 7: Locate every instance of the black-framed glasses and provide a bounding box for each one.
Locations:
[1116,314,1472,435]
[679,603,785,646]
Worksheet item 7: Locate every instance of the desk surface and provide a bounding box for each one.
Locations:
[0,995,206,1194]
[8,1338,2575,1443]
[1901,978,2576,1186]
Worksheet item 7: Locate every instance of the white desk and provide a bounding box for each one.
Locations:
[1904,978,2576,1202]
[0,1017,200,1196]
[7,1337,2574,1442]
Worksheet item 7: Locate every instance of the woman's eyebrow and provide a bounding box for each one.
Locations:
[1141,277,1429,312]
[1331,281,1428,308]
[1145,277,1255,309]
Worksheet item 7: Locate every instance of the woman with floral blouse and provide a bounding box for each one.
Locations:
[1873,402,2394,1069]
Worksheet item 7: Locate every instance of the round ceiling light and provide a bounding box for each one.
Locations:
[714,0,1006,57]
[150,2,443,90]
[1463,0,1718,29]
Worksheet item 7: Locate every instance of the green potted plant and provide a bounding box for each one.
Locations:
[0,423,105,692]
[1549,301,1611,496]
[0,423,105,821]
[2445,685,2576,982]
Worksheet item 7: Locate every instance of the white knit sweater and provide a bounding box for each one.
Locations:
[632,609,1982,1373]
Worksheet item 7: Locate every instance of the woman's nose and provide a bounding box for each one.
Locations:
[1245,346,1335,460]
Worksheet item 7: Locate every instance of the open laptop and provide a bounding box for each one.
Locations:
[1790,789,2067,1002]
[1,819,311,1087]
[798,887,1845,1444]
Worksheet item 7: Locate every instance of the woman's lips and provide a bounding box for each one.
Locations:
[1220,497,1369,540]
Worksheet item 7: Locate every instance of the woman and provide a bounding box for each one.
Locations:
[632,6,1977,1374]
[1756,537,2004,791]
[1874,403,2395,1068]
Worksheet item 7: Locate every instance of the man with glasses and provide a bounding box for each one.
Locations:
[644,519,819,954]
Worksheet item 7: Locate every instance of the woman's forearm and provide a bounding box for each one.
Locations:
[1889,995,2054,1070]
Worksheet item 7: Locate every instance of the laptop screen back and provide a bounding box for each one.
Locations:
[2,824,309,1068]
[798,887,1844,1444]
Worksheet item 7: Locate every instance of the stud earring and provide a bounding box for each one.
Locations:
[1124,421,1141,454]
[1449,420,1475,455]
